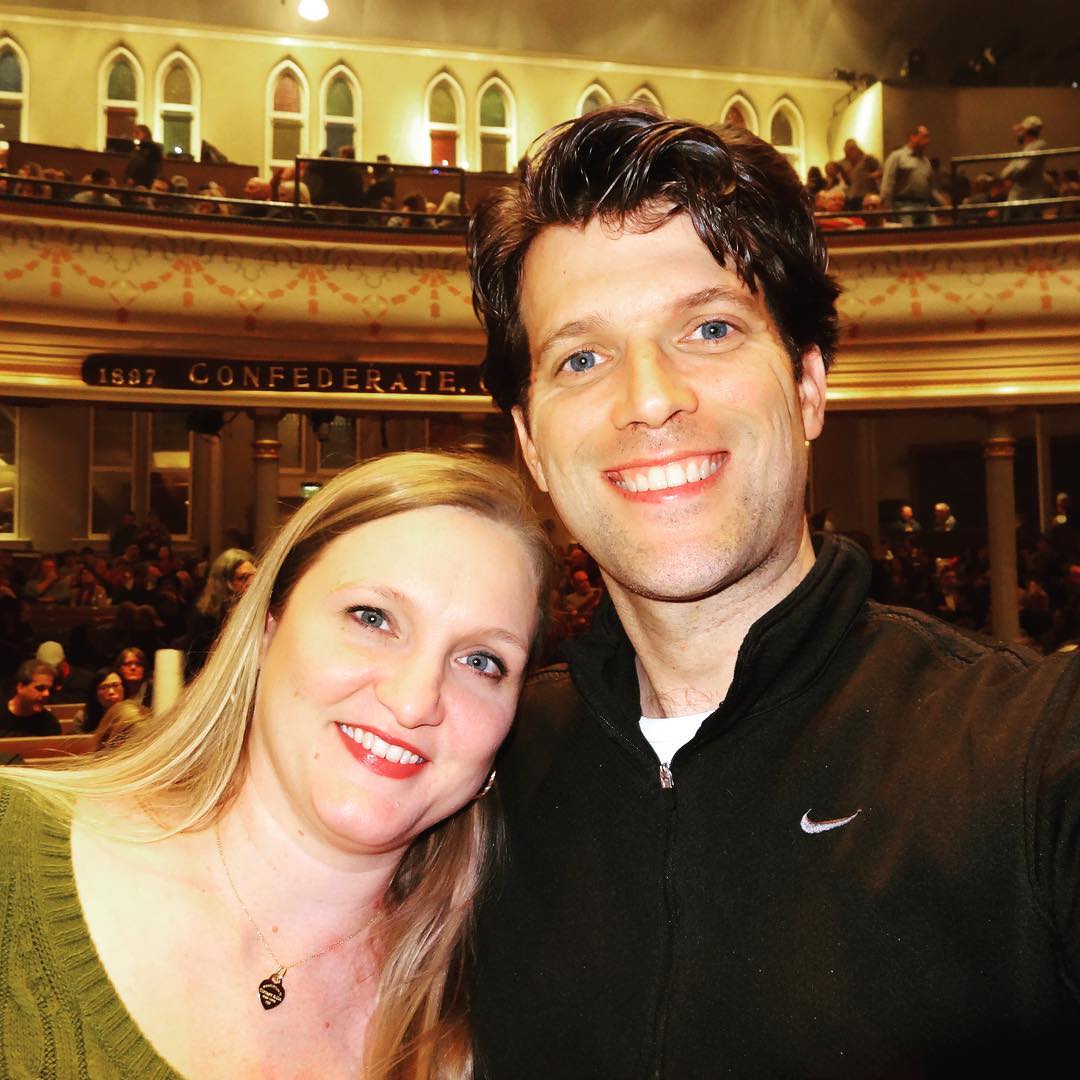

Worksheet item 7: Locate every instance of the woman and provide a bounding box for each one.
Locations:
[0,451,552,1079]
[78,667,125,733]
[184,547,256,678]
[115,645,153,707]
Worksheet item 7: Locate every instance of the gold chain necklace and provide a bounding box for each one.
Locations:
[215,824,379,1011]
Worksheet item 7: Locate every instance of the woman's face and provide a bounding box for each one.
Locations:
[96,672,124,708]
[249,506,539,861]
[119,653,145,685]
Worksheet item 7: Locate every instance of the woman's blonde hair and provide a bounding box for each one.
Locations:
[10,450,555,1080]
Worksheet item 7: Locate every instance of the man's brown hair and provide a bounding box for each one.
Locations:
[468,104,840,413]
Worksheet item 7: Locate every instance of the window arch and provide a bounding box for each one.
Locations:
[0,37,28,145]
[320,64,361,156]
[630,85,663,113]
[476,76,515,173]
[577,82,612,117]
[767,97,805,178]
[154,51,200,159]
[266,59,308,173]
[425,72,465,168]
[98,46,144,150]
[719,91,758,134]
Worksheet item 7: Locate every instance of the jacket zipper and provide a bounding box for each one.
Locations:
[586,706,680,1079]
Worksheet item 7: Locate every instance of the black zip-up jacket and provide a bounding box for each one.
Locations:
[473,534,1080,1078]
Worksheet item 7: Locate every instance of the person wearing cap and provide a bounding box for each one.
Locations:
[1002,115,1048,219]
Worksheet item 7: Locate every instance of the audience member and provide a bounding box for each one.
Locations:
[23,555,72,605]
[71,167,121,206]
[77,667,124,733]
[881,123,933,225]
[0,659,59,737]
[184,547,255,678]
[1002,114,1048,220]
[891,503,922,534]
[123,124,163,188]
[115,646,152,708]
[932,501,957,532]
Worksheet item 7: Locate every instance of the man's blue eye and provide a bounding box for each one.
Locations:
[565,351,598,373]
[699,320,730,340]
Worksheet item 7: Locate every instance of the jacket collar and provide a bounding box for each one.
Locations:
[563,533,871,742]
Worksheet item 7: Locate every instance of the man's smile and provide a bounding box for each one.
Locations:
[607,452,725,495]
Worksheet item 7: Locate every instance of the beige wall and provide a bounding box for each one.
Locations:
[0,6,844,180]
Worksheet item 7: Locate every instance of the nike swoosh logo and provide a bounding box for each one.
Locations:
[800,809,861,834]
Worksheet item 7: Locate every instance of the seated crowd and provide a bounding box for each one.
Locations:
[0,510,258,743]
[825,494,1080,655]
[0,127,468,228]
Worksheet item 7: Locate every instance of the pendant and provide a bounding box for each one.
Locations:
[258,969,286,1010]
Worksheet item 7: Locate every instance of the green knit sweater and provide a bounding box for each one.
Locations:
[0,779,182,1079]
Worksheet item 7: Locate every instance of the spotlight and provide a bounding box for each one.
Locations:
[298,0,329,20]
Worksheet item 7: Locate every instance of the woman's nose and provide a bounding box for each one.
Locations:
[373,655,444,729]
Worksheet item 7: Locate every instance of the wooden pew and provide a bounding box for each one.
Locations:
[0,732,101,763]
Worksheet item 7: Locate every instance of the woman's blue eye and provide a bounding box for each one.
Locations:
[564,350,599,373]
[697,320,730,340]
[351,606,390,631]
[459,652,506,678]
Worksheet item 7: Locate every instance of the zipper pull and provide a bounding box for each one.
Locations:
[659,763,674,789]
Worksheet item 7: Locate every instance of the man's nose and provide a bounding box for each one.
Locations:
[610,339,698,430]
[374,654,444,729]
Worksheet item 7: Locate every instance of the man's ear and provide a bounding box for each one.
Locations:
[512,405,549,492]
[798,347,828,442]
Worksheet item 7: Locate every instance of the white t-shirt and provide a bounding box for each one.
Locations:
[639,709,713,766]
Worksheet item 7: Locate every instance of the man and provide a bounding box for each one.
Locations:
[932,500,957,531]
[880,122,933,225]
[0,659,60,737]
[71,167,121,207]
[123,123,162,189]
[1002,114,1049,220]
[841,138,880,211]
[467,106,1080,1077]
[891,501,921,533]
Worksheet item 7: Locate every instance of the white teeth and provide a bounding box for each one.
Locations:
[664,461,687,488]
[338,723,425,765]
[614,455,720,493]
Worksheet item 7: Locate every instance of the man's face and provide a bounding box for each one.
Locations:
[513,212,826,604]
[15,671,53,713]
[910,126,930,153]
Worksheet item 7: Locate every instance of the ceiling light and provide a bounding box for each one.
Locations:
[298,0,329,20]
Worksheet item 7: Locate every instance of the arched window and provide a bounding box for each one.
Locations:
[425,73,464,167]
[719,92,759,134]
[99,46,143,149]
[155,51,200,159]
[0,38,28,145]
[266,60,308,172]
[320,65,360,156]
[767,98,804,178]
[577,82,612,117]
[630,85,663,113]
[476,77,514,173]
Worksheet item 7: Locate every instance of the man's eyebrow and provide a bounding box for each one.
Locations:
[676,286,756,315]
[535,315,612,359]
